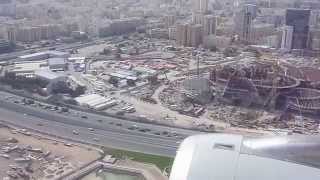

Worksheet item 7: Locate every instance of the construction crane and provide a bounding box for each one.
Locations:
[263,59,282,110]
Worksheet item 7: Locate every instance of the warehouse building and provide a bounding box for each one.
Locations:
[18,50,70,61]
[48,58,67,71]
[34,70,65,82]
[10,61,48,77]
[75,94,117,110]
[109,70,138,81]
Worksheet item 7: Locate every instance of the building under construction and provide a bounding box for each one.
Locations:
[210,60,320,115]
[284,88,320,115]
[181,77,213,105]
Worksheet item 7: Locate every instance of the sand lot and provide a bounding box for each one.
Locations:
[0,125,101,180]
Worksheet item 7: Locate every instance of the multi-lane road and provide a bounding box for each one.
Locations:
[0,37,113,61]
[0,38,211,157]
[0,91,202,157]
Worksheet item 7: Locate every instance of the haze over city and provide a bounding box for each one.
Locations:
[0,0,320,180]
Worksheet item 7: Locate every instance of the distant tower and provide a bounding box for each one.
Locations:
[203,15,218,36]
[0,0,16,17]
[235,4,258,43]
[242,4,257,42]
[190,24,203,47]
[285,9,311,50]
[176,23,203,47]
[164,15,176,28]
[192,0,209,13]
[281,26,294,51]
[176,23,189,46]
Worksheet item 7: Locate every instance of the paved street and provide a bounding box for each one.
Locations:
[0,92,203,157]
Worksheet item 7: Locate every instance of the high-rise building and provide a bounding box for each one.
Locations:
[169,27,176,40]
[203,15,218,36]
[192,0,209,13]
[164,15,176,28]
[176,23,203,47]
[0,39,13,54]
[41,24,62,39]
[309,29,320,50]
[310,10,320,28]
[15,27,42,42]
[281,26,294,50]
[6,27,16,42]
[192,13,204,25]
[285,9,311,49]
[234,4,258,43]
[190,24,203,47]
[0,0,16,17]
[176,23,188,46]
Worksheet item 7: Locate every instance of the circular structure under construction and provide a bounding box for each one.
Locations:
[181,78,213,105]
[213,61,300,107]
[284,88,320,115]
[216,64,300,91]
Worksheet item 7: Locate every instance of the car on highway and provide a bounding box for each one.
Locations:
[128,125,139,130]
[64,143,73,147]
[139,128,151,133]
[72,130,79,135]
[172,132,179,137]
[162,131,169,135]
[88,128,94,132]
[93,138,99,142]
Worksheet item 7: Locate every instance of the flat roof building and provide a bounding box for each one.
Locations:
[10,61,48,77]
[75,94,117,110]
[109,70,138,81]
[19,51,70,61]
[34,70,65,82]
[48,58,67,71]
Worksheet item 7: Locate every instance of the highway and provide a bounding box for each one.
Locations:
[0,38,112,61]
[0,91,202,157]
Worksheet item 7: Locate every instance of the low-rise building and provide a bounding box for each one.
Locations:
[133,66,157,76]
[75,94,117,110]
[109,70,138,81]
[10,61,48,77]
[18,51,70,61]
[147,28,169,39]
[34,70,65,82]
[48,58,67,71]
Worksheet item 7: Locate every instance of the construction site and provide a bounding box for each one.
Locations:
[0,124,101,180]
[213,60,320,115]
[158,56,320,135]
